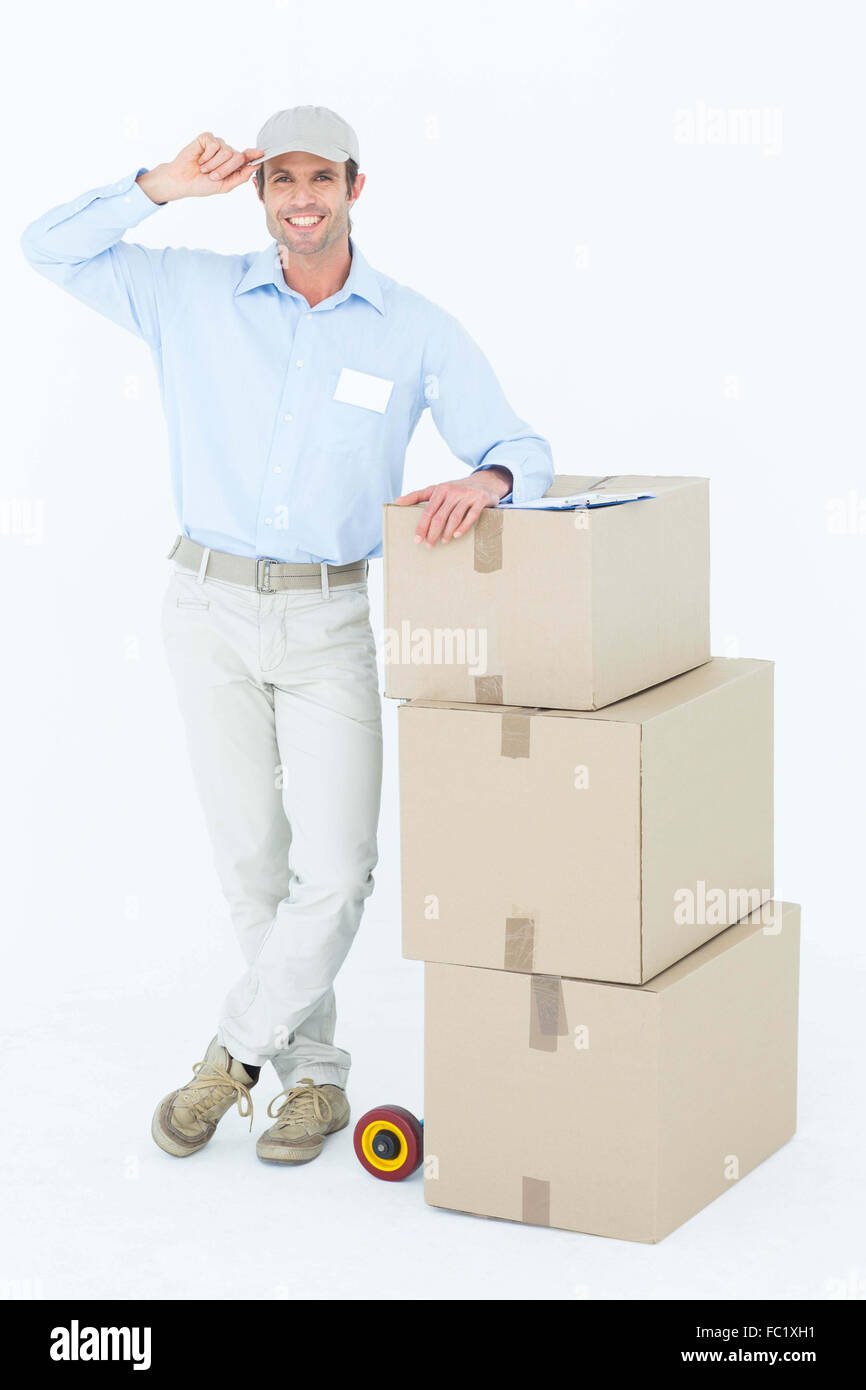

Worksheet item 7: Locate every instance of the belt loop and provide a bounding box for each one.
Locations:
[320,561,330,601]
[197,547,211,584]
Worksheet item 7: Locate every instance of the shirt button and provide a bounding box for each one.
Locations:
[283,412,293,421]
[264,517,273,526]
[296,360,304,368]
[305,312,312,319]
[273,465,282,474]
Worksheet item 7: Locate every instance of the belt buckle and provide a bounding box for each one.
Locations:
[256,557,278,593]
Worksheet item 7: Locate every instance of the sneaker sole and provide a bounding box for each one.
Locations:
[256,1113,350,1165]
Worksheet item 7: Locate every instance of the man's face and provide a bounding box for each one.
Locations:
[257,150,362,256]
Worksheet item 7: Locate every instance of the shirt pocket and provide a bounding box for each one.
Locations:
[322,368,398,452]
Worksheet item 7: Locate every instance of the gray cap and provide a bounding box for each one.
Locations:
[250,105,359,167]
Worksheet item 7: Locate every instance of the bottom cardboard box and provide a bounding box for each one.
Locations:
[423,902,800,1243]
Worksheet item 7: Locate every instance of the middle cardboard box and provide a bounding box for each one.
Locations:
[399,656,773,984]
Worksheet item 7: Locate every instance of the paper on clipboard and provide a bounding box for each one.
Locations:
[498,490,655,511]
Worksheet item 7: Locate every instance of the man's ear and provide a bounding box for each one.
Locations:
[348,170,366,208]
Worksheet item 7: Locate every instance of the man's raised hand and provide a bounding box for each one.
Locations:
[137,134,264,205]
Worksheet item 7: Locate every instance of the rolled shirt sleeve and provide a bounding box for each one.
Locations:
[423,309,554,504]
[20,169,167,348]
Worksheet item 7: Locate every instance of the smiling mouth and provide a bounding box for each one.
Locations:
[285,215,325,228]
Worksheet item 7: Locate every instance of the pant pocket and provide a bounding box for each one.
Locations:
[171,571,212,610]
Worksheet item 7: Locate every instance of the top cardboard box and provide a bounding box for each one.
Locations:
[383,474,710,711]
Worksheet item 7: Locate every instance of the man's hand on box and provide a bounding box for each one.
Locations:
[395,467,513,548]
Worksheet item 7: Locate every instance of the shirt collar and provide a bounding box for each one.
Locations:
[234,235,385,315]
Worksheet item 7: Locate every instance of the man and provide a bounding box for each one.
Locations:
[21,105,554,1166]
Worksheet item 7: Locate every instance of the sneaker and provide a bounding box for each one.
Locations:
[256,1078,350,1165]
[151,1036,257,1157]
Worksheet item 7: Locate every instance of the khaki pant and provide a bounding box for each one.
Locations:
[161,561,383,1088]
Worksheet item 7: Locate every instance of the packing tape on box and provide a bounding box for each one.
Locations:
[528,974,568,1052]
[500,713,531,758]
[521,974,568,1226]
[521,1176,550,1227]
[473,509,504,573]
[474,674,503,703]
[505,916,535,971]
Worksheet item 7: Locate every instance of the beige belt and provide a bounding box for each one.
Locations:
[167,535,368,595]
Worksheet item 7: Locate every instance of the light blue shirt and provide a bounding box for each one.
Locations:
[21,169,554,564]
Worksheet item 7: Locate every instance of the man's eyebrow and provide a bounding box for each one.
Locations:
[268,166,336,179]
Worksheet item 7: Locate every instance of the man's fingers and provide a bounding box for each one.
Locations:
[194,139,264,193]
[197,136,224,168]
[220,164,259,193]
[209,152,239,175]
[413,486,448,542]
[209,150,247,182]
[423,489,461,546]
[394,487,434,506]
[442,494,478,542]
[200,144,235,175]
[197,148,225,173]
[451,496,487,538]
[199,138,245,174]
[395,484,488,545]
[406,481,502,547]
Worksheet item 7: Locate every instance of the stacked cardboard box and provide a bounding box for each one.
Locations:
[384,475,799,1243]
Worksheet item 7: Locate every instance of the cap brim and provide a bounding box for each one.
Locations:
[248,141,352,167]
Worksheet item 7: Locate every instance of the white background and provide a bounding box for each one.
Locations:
[2,0,864,1301]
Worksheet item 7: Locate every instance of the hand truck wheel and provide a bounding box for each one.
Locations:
[353,1104,424,1181]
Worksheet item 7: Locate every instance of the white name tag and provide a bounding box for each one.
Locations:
[333,367,394,413]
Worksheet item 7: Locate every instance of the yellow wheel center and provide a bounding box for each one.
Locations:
[360,1119,406,1171]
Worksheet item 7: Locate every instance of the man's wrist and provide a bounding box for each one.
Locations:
[136,167,174,206]
[474,464,513,498]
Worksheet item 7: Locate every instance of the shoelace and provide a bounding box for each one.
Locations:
[266,1077,333,1131]
[176,1058,255,1129]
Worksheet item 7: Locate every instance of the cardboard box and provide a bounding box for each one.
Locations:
[424,902,799,1243]
[400,657,773,983]
[383,474,710,711]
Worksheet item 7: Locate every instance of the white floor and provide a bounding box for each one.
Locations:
[1,914,861,1301]
[1,562,864,1302]
[3,567,862,1302]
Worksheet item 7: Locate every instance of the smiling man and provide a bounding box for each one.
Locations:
[21,105,553,1167]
